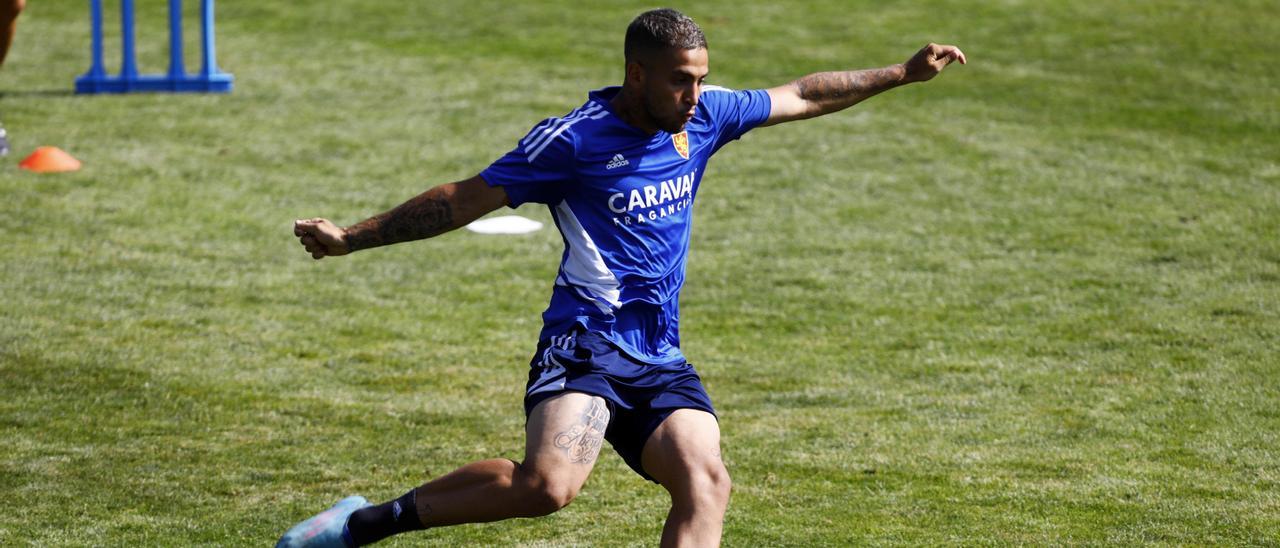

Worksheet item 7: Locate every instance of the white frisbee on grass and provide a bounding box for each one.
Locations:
[465,215,544,235]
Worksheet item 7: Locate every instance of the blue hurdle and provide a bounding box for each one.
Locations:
[76,0,233,94]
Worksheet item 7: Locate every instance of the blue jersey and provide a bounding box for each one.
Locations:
[480,85,772,365]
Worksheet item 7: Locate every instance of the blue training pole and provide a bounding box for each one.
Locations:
[119,0,138,89]
[85,0,106,81]
[199,0,217,77]
[167,0,185,82]
[76,0,232,93]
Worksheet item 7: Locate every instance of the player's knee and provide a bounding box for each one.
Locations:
[702,462,732,506]
[670,460,731,509]
[525,481,579,516]
[517,471,581,516]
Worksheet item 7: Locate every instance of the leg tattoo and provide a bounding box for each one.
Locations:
[554,399,609,464]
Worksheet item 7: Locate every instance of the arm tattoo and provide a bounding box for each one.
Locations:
[793,65,905,112]
[553,399,609,464]
[343,192,454,252]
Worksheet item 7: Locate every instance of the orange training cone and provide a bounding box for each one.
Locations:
[19,146,82,173]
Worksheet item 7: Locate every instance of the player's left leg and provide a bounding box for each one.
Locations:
[276,392,609,547]
[0,0,24,157]
[640,409,731,548]
[0,0,24,68]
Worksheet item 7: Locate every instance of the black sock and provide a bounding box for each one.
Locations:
[345,489,425,546]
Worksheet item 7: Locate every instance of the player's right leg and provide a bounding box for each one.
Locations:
[277,391,609,547]
[641,408,730,548]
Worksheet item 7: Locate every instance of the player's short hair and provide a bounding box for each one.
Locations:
[624,8,707,64]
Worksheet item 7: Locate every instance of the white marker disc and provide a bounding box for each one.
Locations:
[465,215,544,235]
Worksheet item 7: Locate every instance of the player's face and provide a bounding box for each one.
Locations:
[640,47,709,133]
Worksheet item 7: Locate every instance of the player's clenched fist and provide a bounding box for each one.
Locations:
[294,218,350,260]
[902,43,966,83]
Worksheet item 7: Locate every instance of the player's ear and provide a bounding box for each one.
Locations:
[624,60,646,88]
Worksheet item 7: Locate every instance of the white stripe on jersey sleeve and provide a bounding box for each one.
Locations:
[520,118,557,147]
[701,84,736,93]
[524,103,602,158]
[522,106,588,149]
[524,104,599,151]
[528,123,576,162]
[528,111,600,162]
[553,200,622,313]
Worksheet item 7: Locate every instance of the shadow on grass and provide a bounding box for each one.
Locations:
[0,89,77,98]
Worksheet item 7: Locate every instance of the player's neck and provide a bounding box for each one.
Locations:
[610,88,660,136]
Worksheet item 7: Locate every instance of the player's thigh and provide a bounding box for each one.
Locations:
[639,408,727,493]
[524,391,611,486]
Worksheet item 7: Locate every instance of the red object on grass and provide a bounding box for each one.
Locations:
[19,146,82,173]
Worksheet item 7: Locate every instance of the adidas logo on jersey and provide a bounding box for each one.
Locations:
[606,154,630,170]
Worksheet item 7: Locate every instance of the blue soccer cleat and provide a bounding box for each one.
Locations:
[276,495,371,548]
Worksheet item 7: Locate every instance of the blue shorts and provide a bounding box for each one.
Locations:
[523,329,716,483]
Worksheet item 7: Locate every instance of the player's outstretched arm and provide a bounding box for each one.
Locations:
[761,43,966,127]
[293,175,509,260]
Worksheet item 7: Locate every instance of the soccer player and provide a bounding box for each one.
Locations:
[282,8,964,547]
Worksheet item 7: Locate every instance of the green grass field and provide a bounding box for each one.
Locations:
[3,0,1278,545]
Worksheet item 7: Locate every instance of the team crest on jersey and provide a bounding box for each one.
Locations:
[672,131,690,160]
